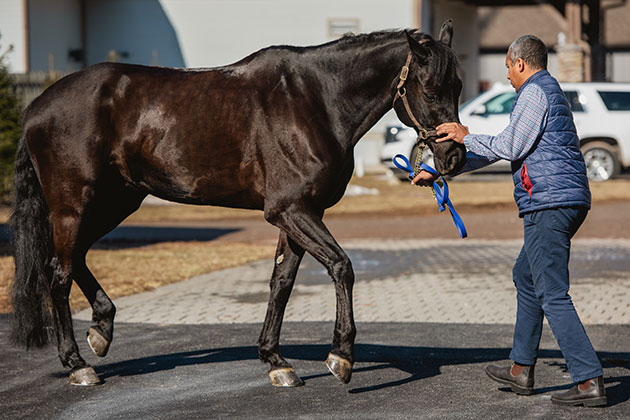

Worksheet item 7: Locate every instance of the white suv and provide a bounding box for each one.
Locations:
[381,82,630,181]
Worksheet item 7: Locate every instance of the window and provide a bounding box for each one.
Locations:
[598,91,630,111]
[482,92,517,114]
[563,91,585,112]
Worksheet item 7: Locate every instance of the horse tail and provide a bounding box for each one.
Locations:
[9,136,55,348]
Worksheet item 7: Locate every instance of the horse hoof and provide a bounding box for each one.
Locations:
[69,367,101,386]
[325,353,353,384]
[269,368,304,387]
[87,327,111,357]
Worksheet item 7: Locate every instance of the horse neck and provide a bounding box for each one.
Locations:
[314,38,408,151]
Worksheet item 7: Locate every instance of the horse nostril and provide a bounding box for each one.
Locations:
[446,148,466,174]
[448,154,458,169]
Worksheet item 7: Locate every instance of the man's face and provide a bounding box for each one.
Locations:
[505,54,522,92]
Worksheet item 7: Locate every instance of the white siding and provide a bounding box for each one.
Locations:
[85,0,185,67]
[28,0,82,72]
[611,52,630,82]
[81,0,414,69]
[0,0,26,73]
[159,0,415,68]
[433,0,479,102]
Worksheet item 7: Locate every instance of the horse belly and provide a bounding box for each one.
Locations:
[119,132,265,210]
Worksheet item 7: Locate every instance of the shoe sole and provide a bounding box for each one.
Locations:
[485,369,534,395]
[551,396,607,407]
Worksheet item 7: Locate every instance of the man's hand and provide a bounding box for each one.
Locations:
[436,122,469,144]
[411,170,439,187]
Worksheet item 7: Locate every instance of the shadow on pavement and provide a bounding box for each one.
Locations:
[0,223,242,251]
[90,342,630,405]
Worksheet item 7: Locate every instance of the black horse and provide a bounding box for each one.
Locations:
[10,20,465,387]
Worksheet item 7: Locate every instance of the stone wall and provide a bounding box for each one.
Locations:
[556,44,584,82]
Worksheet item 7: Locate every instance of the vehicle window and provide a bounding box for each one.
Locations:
[459,92,485,111]
[563,91,585,112]
[482,92,517,114]
[598,91,630,111]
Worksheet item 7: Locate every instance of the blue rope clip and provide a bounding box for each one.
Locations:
[392,153,468,239]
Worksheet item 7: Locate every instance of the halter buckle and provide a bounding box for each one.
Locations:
[400,66,409,82]
[417,128,429,141]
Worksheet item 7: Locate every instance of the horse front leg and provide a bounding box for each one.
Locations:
[259,231,305,387]
[265,203,356,384]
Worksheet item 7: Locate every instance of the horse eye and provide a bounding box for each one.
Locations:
[424,92,437,102]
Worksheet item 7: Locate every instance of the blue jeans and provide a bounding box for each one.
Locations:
[509,206,603,383]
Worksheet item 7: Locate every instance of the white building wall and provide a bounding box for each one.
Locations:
[82,0,414,69]
[28,0,82,73]
[432,0,479,102]
[0,0,26,73]
[160,0,414,68]
[610,52,630,82]
[86,0,185,67]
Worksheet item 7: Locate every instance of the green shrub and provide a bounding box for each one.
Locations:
[0,35,22,201]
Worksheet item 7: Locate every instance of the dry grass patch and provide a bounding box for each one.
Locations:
[0,206,9,224]
[1,176,629,315]
[125,204,258,223]
[124,178,519,222]
[0,242,275,314]
[2,177,630,224]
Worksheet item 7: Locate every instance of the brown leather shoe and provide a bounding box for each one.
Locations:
[551,376,607,407]
[485,363,535,395]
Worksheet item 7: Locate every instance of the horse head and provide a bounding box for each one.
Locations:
[393,20,466,176]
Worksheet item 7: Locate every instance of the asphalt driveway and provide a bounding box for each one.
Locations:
[1,317,629,420]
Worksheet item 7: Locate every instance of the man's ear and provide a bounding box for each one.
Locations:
[516,57,526,72]
[438,19,453,47]
[405,30,430,63]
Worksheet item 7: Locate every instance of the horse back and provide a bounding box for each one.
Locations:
[24,59,350,211]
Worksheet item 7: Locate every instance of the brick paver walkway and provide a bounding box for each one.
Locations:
[75,239,630,325]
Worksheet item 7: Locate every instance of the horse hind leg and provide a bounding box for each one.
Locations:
[258,231,305,387]
[48,210,102,386]
[73,183,146,359]
[50,179,144,385]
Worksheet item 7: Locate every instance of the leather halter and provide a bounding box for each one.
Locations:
[392,49,439,144]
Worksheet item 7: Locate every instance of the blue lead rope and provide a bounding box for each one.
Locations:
[393,154,468,239]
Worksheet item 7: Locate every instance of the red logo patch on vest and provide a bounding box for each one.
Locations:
[521,163,533,197]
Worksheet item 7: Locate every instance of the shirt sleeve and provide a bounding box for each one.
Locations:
[456,151,501,174]
[456,83,549,175]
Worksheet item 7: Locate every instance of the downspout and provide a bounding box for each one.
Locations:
[413,0,423,29]
[22,0,29,72]
[80,0,87,68]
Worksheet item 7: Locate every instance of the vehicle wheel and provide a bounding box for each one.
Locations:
[581,141,621,182]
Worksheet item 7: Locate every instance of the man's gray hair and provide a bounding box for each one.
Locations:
[508,35,548,70]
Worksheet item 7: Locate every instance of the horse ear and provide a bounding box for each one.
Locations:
[438,19,454,47]
[405,30,430,62]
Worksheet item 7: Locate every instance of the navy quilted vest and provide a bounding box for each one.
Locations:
[510,70,591,216]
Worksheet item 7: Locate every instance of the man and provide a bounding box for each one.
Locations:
[413,35,606,407]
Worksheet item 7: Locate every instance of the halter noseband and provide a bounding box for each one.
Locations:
[392,49,438,145]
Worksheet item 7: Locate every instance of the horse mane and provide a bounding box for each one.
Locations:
[239,29,432,61]
[231,28,457,88]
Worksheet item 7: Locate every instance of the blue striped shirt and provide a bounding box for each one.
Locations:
[458,83,549,173]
